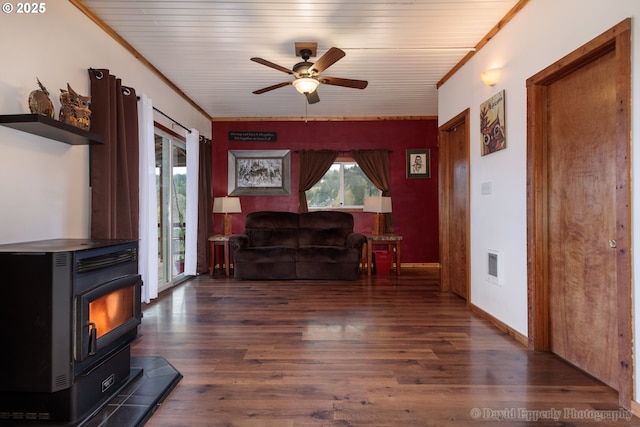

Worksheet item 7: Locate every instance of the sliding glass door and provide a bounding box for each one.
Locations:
[155,127,187,292]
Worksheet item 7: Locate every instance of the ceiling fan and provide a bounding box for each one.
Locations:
[251,42,368,104]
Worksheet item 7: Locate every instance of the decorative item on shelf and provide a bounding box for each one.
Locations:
[59,83,91,130]
[28,77,54,119]
[363,195,392,236]
[213,196,242,236]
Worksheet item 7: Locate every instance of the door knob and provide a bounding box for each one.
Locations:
[609,239,617,248]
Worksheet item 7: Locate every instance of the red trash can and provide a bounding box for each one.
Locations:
[373,250,392,275]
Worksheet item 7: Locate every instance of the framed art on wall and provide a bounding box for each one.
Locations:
[228,149,291,195]
[406,149,430,178]
[480,90,506,156]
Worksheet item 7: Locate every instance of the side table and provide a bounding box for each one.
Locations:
[364,234,403,276]
[209,235,231,277]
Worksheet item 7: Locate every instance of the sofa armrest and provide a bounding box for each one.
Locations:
[346,232,366,250]
[229,234,249,250]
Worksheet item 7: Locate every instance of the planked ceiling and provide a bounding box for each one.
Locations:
[75,0,522,120]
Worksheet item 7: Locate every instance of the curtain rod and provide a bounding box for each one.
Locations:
[137,96,191,134]
[153,106,191,134]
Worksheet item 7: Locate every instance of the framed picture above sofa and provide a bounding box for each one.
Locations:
[228,149,291,195]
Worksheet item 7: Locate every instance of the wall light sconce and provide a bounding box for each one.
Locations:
[481,68,501,87]
[212,196,242,235]
[363,196,393,236]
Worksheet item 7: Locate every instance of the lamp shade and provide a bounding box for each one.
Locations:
[292,77,319,94]
[363,196,392,213]
[212,196,242,214]
[481,68,501,87]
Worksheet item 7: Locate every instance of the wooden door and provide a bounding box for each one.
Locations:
[439,110,470,300]
[547,48,618,388]
[527,20,631,405]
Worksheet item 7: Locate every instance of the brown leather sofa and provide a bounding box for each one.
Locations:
[229,211,366,280]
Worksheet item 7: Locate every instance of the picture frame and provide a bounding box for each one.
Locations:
[480,90,506,156]
[406,149,430,178]
[228,149,291,195]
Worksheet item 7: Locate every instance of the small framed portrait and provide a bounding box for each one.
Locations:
[406,149,430,178]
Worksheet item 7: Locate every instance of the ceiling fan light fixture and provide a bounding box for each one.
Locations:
[292,77,319,94]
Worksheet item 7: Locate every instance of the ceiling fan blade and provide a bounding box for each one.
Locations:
[306,91,320,104]
[251,57,294,75]
[309,47,345,75]
[253,81,291,94]
[319,76,368,90]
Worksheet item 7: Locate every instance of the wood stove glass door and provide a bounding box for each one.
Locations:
[76,274,142,363]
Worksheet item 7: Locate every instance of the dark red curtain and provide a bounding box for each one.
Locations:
[351,149,394,232]
[88,68,139,239]
[298,150,339,212]
[196,137,213,274]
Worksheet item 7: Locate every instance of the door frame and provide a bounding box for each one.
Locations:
[526,19,632,406]
[438,109,471,300]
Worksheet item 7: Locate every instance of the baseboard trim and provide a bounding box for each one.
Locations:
[401,263,440,269]
[630,400,640,419]
[469,302,528,347]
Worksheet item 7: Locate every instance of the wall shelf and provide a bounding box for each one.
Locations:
[0,114,105,145]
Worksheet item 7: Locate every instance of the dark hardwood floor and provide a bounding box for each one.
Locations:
[133,269,638,426]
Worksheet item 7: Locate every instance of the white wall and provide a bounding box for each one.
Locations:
[0,1,210,244]
[438,0,640,398]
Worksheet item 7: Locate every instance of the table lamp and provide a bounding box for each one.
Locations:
[363,196,392,236]
[213,196,242,236]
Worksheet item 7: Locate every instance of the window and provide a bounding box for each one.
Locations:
[306,160,380,209]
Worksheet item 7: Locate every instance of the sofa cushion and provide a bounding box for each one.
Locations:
[296,246,361,263]
[298,211,354,246]
[244,211,299,248]
[234,246,296,263]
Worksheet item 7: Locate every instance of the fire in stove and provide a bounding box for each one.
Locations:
[90,286,134,339]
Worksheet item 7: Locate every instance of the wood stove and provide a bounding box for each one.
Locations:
[0,239,142,425]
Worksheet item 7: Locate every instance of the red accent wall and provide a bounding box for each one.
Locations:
[211,119,439,263]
